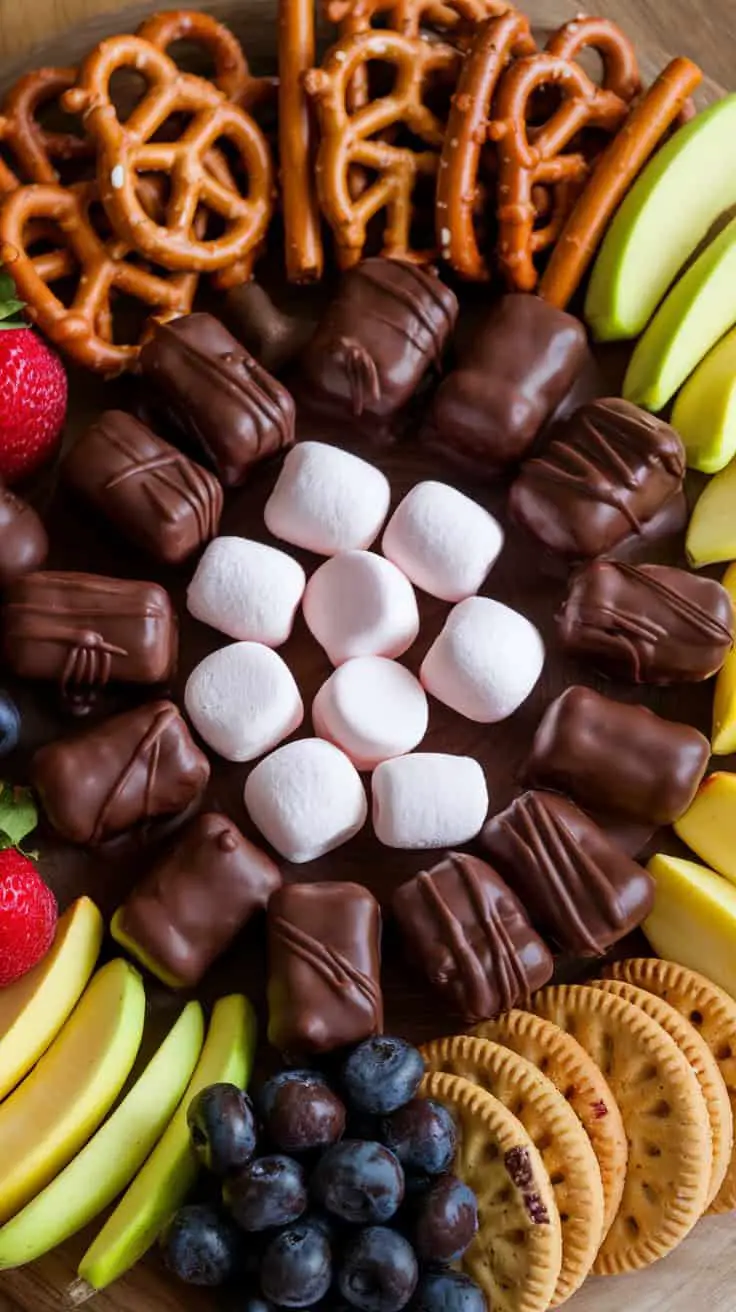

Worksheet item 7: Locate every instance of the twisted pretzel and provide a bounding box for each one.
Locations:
[436,12,536,279]
[0,68,92,194]
[306,30,461,268]
[546,16,641,103]
[136,9,277,112]
[487,53,629,290]
[63,36,274,274]
[0,182,198,375]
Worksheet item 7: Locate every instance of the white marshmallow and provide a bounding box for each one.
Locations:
[420,596,544,724]
[303,551,420,665]
[244,738,368,863]
[372,753,488,849]
[184,642,303,762]
[264,441,391,555]
[187,537,306,647]
[313,657,429,770]
[382,481,504,602]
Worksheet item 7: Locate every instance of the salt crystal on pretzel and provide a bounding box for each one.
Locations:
[0,67,91,194]
[278,0,323,282]
[137,9,276,111]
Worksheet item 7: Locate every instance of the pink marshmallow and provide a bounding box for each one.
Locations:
[313,657,429,770]
[372,753,489,849]
[382,481,504,601]
[184,642,303,762]
[420,596,545,724]
[264,441,391,555]
[244,738,368,862]
[187,537,306,647]
[303,551,420,666]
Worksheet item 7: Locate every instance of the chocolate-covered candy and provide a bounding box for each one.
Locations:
[112,812,282,987]
[481,790,655,956]
[223,282,315,374]
[426,295,588,475]
[299,259,458,431]
[391,852,553,1025]
[267,881,383,1056]
[139,313,295,487]
[63,411,223,566]
[32,699,210,845]
[559,561,734,684]
[0,481,48,588]
[525,685,710,825]
[509,398,686,557]
[2,571,177,708]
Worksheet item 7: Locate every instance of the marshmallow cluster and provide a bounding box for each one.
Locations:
[180,441,544,861]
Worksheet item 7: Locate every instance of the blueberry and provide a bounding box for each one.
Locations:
[223,1154,307,1231]
[412,1270,485,1312]
[0,692,20,759]
[188,1083,258,1176]
[260,1070,346,1153]
[311,1140,404,1224]
[234,1302,276,1312]
[160,1204,242,1286]
[380,1100,456,1176]
[338,1226,418,1312]
[260,1220,333,1308]
[341,1039,424,1115]
[412,1175,478,1263]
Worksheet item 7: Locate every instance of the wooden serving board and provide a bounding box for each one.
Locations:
[0,2,734,1310]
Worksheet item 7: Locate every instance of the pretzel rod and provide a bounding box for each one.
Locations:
[137,9,276,111]
[278,0,323,282]
[539,56,703,309]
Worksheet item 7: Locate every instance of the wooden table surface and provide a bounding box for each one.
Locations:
[0,0,734,1310]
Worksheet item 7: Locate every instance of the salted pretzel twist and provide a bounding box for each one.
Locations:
[0,182,198,374]
[546,16,641,103]
[306,29,461,268]
[136,9,277,111]
[62,35,274,274]
[0,67,92,193]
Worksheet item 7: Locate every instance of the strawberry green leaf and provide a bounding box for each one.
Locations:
[0,272,17,301]
[0,785,38,848]
[0,301,25,322]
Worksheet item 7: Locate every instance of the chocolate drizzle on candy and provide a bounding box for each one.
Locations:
[509,397,686,557]
[392,852,552,1025]
[481,791,655,956]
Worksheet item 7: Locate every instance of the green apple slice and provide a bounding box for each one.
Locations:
[0,1002,204,1269]
[672,327,736,472]
[623,214,736,412]
[77,993,256,1292]
[687,456,736,567]
[586,95,736,342]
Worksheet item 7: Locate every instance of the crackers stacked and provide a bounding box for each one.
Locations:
[420,958,736,1311]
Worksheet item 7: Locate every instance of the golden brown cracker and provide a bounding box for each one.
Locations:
[605,957,736,1213]
[420,1071,562,1312]
[421,1034,604,1306]
[530,984,712,1275]
[592,976,732,1209]
[474,1009,627,1239]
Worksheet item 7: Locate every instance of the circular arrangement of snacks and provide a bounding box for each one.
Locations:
[0,2,735,1311]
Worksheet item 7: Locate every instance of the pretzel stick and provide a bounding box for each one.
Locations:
[539,57,702,309]
[278,0,323,282]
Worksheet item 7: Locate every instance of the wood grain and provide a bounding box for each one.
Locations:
[0,2,733,1311]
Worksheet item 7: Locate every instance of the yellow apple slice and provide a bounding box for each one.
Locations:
[687,459,736,568]
[713,563,736,753]
[624,214,736,412]
[674,774,736,885]
[0,896,103,1101]
[0,1001,203,1268]
[77,993,256,1293]
[645,854,736,999]
[673,328,736,472]
[0,959,145,1225]
[586,95,736,342]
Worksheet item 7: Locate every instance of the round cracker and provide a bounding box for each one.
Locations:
[605,957,736,1214]
[421,1034,604,1306]
[474,1009,627,1239]
[420,1071,562,1312]
[530,984,712,1275]
[593,976,733,1209]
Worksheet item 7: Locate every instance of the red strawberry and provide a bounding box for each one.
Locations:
[0,784,57,986]
[0,272,67,484]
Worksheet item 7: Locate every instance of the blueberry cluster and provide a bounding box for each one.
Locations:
[161,1037,485,1312]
